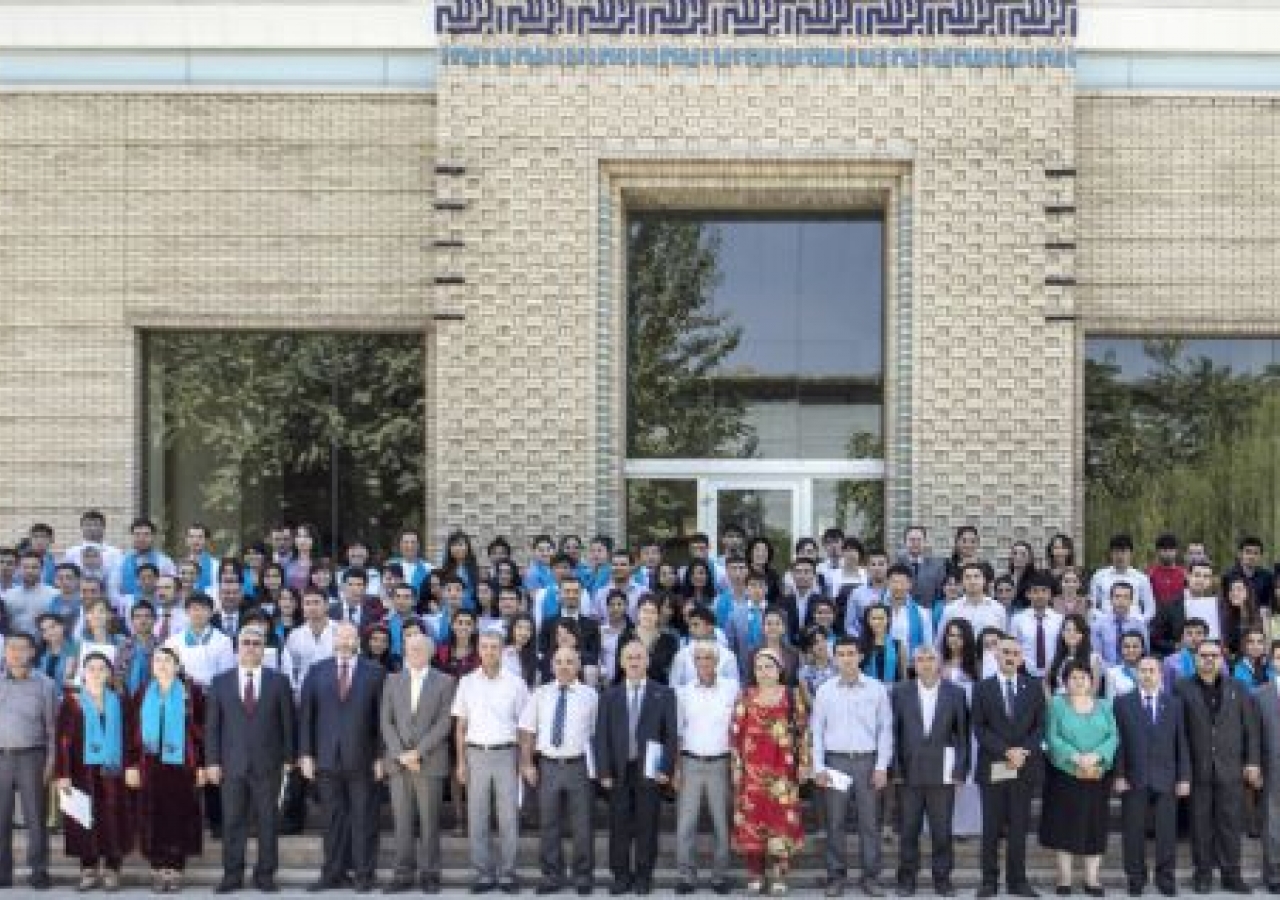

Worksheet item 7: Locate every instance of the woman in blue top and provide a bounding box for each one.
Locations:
[1039,660,1119,896]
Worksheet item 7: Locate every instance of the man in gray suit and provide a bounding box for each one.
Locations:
[897,526,946,607]
[380,634,457,894]
[891,645,969,897]
[1256,640,1280,892]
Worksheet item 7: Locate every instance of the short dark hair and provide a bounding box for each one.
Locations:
[186,592,214,610]
[80,510,106,525]
[1240,536,1264,552]
[685,606,715,627]
[130,599,156,617]
[130,517,157,533]
[832,635,860,652]
[342,569,367,585]
[745,571,769,588]
[1155,533,1179,550]
[1109,533,1134,552]
[886,563,913,581]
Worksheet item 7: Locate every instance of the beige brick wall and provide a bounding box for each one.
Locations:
[0,93,436,547]
[1076,93,1280,334]
[437,43,1077,556]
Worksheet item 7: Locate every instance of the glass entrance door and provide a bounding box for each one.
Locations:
[702,480,801,570]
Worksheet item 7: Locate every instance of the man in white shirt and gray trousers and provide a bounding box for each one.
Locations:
[452,629,531,894]
[673,640,739,896]
[519,646,599,895]
[813,635,895,898]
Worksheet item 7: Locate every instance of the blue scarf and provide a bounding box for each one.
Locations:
[524,562,555,593]
[1179,648,1196,679]
[860,639,899,683]
[120,550,158,598]
[539,585,561,625]
[80,688,123,772]
[387,612,405,656]
[126,642,152,694]
[579,563,610,594]
[193,552,217,593]
[1234,658,1271,687]
[184,627,212,647]
[714,590,741,629]
[896,599,927,655]
[140,679,186,765]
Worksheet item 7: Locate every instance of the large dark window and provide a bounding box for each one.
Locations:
[626,214,884,461]
[144,331,426,554]
[1085,337,1280,565]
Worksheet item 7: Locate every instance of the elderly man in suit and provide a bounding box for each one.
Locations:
[205,625,296,894]
[970,635,1045,899]
[1175,637,1261,894]
[891,644,969,897]
[1113,655,1190,897]
[381,633,457,894]
[1258,639,1280,893]
[299,621,386,893]
[594,639,679,896]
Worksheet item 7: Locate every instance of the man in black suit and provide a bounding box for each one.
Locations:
[970,636,1045,899]
[299,621,387,893]
[1113,655,1191,897]
[593,639,678,896]
[205,624,296,894]
[1175,637,1261,894]
[537,577,601,677]
[890,645,969,897]
[327,569,385,629]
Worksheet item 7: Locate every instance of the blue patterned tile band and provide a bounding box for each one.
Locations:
[437,0,1077,38]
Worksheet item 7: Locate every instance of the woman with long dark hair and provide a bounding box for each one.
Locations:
[433,608,480,678]
[1221,575,1263,659]
[746,537,784,607]
[941,618,982,837]
[1044,533,1076,585]
[616,596,678,684]
[1046,613,1102,695]
[681,559,718,607]
[440,530,481,610]
[1006,541,1038,611]
[502,612,539,687]
[858,604,908,684]
[285,524,320,592]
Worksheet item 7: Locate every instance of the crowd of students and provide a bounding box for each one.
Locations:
[1,511,1280,896]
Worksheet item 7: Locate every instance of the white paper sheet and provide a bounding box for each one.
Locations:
[943,747,956,785]
[824,768,853,792]
[643,740,664,780]
[990,761,1019,782]
[60,785,93,829]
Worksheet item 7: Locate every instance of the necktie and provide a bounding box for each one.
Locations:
[628,684,642,761]
[1114,616,1124,661]
[552,685,568,749]
[1145,693,1156,725]
[1035,614,1046,672]
[243,671,257,716]
[339,660,351,701]
[348,605,359,624]
[410,671,423,714]
[158,611,171,642]
[1005,678,1016,717]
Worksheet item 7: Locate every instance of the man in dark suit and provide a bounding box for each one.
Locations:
[1175,637,1261,894]
[777,557,824,644]
[898,525,947,607]
[299,621,387,893]
[593,639,678,896]
[891,645,969,897]
[537,577,601,673]
[970,636,1045,899]
[327,569,385,629]
[205,624,296,894]
[1114,655,1191,897]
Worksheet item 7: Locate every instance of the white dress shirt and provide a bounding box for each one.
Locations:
[519,680,598,758]
[937,598,1008,644]
[1089,566,1156,621]
[669,641,739,689]
[677,678,738,757]
[1009,607,1064,677]
[284,620,335,690]
[452,667,530,746]
[238,665,265,700]
[163,627,235,687]
[917,680,940,736]
[408,666,429,713]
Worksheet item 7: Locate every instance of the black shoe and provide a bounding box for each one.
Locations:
[26,873,51,891]
[1267,884,1280,895]
[897,879,917,897]
[254,877,279,894]
[537,884,562,896]
[712,882,732,896]
[0,875,12,890]
[934,882,956,898]
[634,880,651,896]
[577,889,593,897]
[354,876,376,894]
[1056,889,1072,898]
[1157,883,1176,898]
[976,887,999,899]
[214,877,242,895]
[1010,886,1040,899]
[1193,877,1213,895]
[384,877,414,894]
[1127,882,1144,897]
[861,880,884,898]
[1084,886,1105,898]
[421,875,442,895]
[675,884,695,896]
[308,879,338,893]
[472,884,498,896]
[1224,880,1254,895]
[500,882,520,896]
[609,881,631,897]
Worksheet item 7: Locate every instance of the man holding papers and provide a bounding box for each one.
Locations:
[812,635,894,898]
[518,646,599,896]
[970,636,1046,898]
[890,644,969,896]
[593,640,677,896]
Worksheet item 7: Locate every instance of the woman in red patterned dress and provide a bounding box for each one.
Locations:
[731,647,812,895]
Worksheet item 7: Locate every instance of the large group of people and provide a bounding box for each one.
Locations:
[2,511,1280,896]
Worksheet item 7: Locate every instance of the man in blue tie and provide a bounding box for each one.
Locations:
[1113,656,1190,897]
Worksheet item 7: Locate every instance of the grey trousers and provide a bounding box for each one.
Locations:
[536,757,594,886]
[675,756,731,882]
[0,749,47,879]
[466,746,520,883]
[1263,783,1280,885]
[823,752,881,881]
[388,768,444,879]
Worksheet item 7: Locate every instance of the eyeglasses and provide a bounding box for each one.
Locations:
[239,639,264,647]
[1197,652,1221,660]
